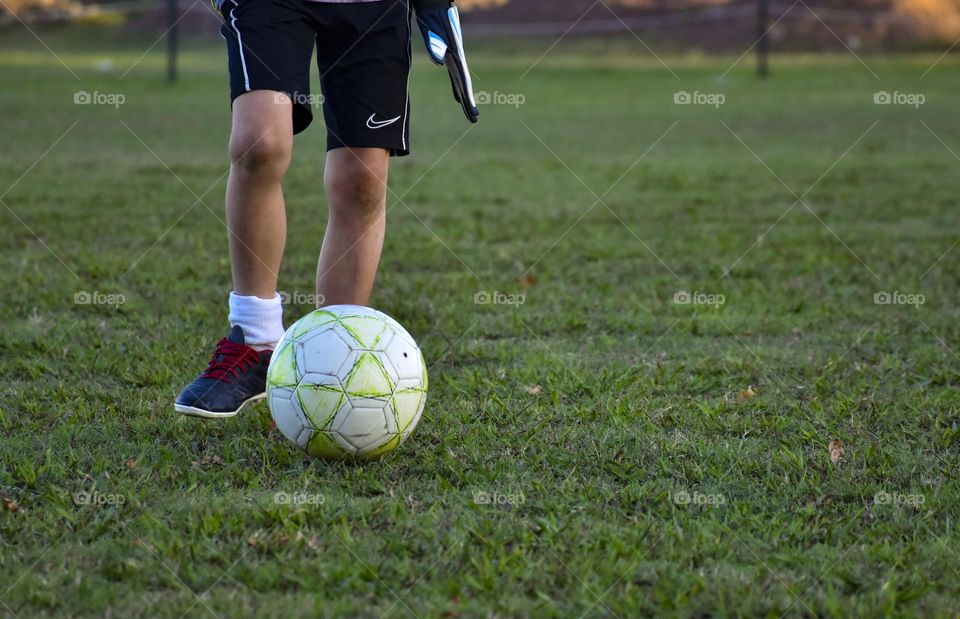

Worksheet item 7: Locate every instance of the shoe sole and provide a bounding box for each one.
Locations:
[174,393,266,419]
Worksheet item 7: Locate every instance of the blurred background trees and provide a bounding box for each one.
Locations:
[3,0,960,49]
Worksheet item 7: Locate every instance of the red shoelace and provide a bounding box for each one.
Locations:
[200,338,264,382]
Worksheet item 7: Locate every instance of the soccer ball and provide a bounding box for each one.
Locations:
[266,305,427,459]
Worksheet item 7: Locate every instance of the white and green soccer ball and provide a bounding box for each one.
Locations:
[266,305,427,460]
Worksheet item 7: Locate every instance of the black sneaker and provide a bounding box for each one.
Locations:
[174,326,272,419]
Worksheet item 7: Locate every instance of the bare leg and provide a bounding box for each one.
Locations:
[315,147,389,307]
[174,91,293,415]
[226,91,293,298]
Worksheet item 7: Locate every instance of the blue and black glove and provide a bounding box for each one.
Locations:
[413,0,479,123]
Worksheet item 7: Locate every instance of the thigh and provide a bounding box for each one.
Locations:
[313,0,413,156]
[220,0,318,134]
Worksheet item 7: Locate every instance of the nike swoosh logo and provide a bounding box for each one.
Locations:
[366,114,402,130]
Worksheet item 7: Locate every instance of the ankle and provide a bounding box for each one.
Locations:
[228,292,284,348]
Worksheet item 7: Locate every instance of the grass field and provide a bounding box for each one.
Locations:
[2,20,960,618]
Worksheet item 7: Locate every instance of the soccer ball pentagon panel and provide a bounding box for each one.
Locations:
[266,305,427,460]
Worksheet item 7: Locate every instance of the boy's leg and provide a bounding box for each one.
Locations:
[227,91,293,300]
[175,91,293,419]
[316,147,389,307]
[309,0,411,308]
[177,0,319,418]
[224,91,293,354]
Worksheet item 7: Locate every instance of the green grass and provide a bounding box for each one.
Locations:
[2,21,960,618]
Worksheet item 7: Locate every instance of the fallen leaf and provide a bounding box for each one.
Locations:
[829,439,844,465]
[193,455,225,467]
[2,496,22,513]
[518,274,538,289]
[525,385,542,395]
[737,385,756,402]
[267,417,277,440]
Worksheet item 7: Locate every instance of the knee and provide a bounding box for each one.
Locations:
[325,155,387,223]
[229,125,292,179]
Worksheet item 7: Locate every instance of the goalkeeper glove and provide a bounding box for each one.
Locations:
[413,0,479,123]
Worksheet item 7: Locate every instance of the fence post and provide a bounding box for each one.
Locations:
[757,0,769,78]
[167,0,178,83]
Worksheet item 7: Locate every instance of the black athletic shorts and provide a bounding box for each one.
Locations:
[220,0,413,156]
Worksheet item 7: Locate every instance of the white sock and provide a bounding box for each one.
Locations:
[228,292,284,350]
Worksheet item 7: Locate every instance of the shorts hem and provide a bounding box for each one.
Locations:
[326,137,410,158]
